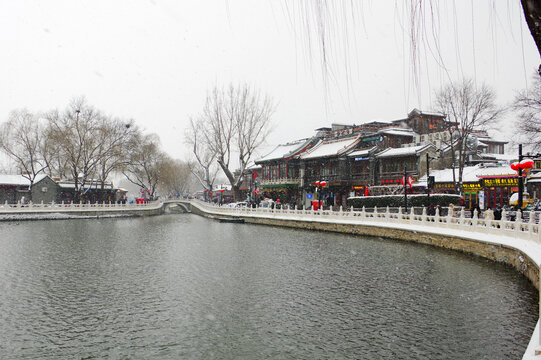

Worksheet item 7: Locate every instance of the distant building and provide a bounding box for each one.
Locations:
[252,108,509,208]
[0,174,60,204]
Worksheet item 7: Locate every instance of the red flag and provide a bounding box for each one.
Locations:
[407,176,414,187]
[253,171,259,180]
[364,187,369,196]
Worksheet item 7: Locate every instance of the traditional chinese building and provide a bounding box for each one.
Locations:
[0,174,60,204]
[299,135,362,208]
[255,137,316,205]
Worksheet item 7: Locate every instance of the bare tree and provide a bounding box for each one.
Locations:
[194,84,274,200]
[95,116,137,200]
[513,72,541,151]
[0,109,48,201]
[185,117,220,201]
[433,79,504,192]
[45,98,105,201]
[42,119,70,180]
[158,158,194,198]
[122,132,165,199]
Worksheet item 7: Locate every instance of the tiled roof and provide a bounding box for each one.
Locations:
[300,136,361,160]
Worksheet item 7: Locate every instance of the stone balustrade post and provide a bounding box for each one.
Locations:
[340,206,343,213]
[472,209,479,228]
[446,207,453,225]
[398,206,402,219]
[422,207,427,223]
[515,210,523,234]
[410,207,415,224]
[385,206,390,219]
[373,206,378,219]
[501,209,507,226]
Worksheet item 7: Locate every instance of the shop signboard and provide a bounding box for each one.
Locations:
[481,177,519,187]
[434,182,455,190]
[463,183,482,190]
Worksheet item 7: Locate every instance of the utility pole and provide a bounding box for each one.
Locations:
[518,144,524,210]
[426,153,430,208]
[404,166,408,213]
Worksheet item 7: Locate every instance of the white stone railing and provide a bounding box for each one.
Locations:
[191,200,541,244]
[0,200,162,213]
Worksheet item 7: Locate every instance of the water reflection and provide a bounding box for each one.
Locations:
[0,215,537,359]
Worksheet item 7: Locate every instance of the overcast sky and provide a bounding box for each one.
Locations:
[1,1,539,161]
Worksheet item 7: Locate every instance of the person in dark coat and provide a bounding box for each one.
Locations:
[494,206,502,221]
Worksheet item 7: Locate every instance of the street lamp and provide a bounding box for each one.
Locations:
[426,153,439,208]
[219,188,225,205]
[511,144,540,209]
[403,166,408,213]
[315,180,327,210]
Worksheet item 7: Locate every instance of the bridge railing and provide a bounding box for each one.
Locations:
[0,200,162,212]
[191,200,541,244]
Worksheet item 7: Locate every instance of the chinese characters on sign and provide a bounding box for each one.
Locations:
[481,178,519,187]
[463,183,482,190]
[434,183,455,189]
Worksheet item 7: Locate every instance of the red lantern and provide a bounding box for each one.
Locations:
[315,181,320,186]
[520,158,534,169]
[320,181,327,187]
[510,162,519,171]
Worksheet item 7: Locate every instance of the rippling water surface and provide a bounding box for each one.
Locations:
[0,214,538,359]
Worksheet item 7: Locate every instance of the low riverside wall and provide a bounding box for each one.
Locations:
[189,200,541,359]
[0,201,164,218]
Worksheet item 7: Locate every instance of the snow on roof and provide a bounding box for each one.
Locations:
[417,165,481,184]
[58,181,114,190]
[255,139,311,162]
[407,108,445,118]
[0,174,48,186]
[417,164,519,185]
[376,144,433,158]
[348,146,376,157]
[300,135,361,160]
[478,153,517,162]
[475,165,518,178]
[478,138,508,144]
[377,127,416,137]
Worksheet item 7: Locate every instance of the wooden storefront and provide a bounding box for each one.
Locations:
[480,177,519,209]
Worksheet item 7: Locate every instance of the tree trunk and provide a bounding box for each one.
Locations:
[521,0,541,73]
[232,185,241,202]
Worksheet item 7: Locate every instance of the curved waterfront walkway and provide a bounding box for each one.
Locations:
[188,200,541,359]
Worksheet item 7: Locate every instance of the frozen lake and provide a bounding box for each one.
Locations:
[0,214,538,359]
